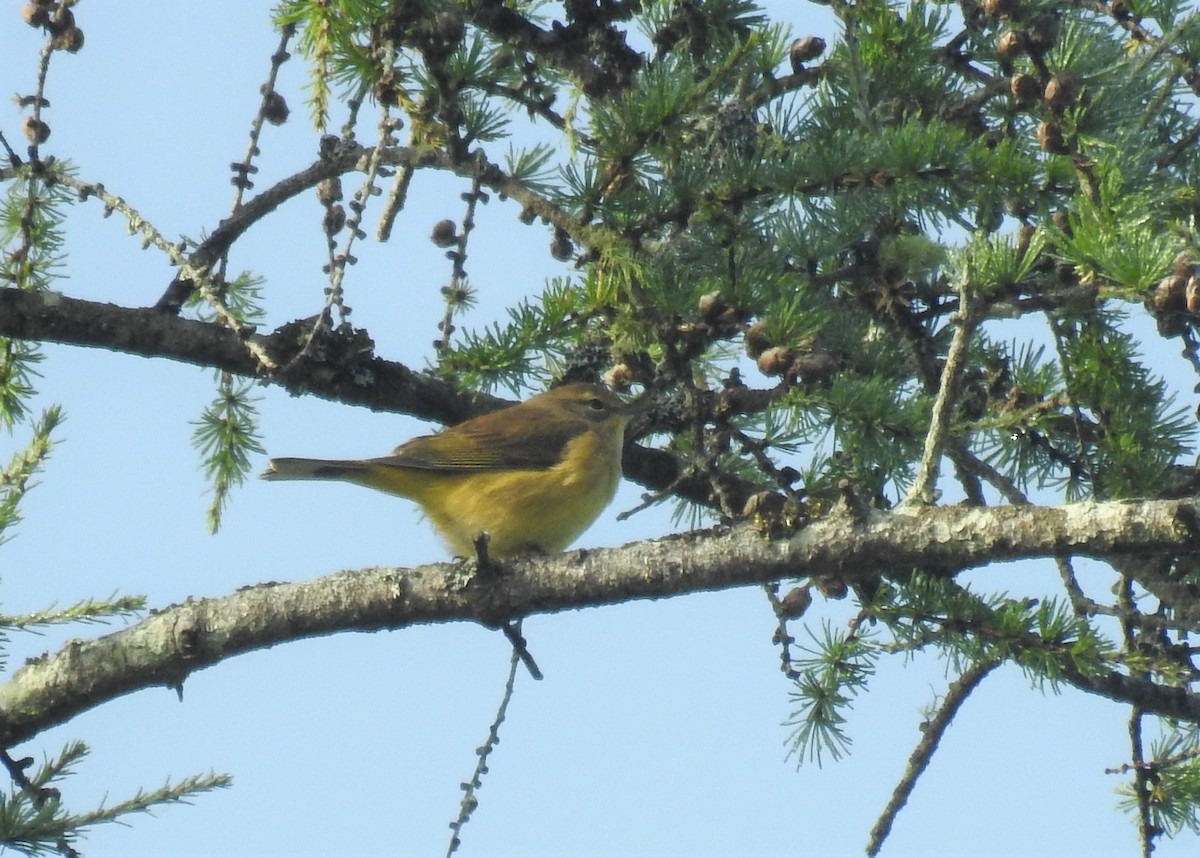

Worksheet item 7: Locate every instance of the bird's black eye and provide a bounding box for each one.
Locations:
[587,397,607,412]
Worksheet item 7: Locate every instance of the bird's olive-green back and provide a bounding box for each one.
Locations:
[370,383,630,472]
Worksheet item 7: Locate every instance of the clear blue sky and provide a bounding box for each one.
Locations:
[3,3,1196,856]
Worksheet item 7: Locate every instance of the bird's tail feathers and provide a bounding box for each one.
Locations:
[260,457,370,481]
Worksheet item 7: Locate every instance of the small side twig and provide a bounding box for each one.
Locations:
[1118,568,1158,858]
[763,582,806,680]
[1106,742,1200,775]
[906,287,977,506]
[50,172,278,371]
[616,464,696,521]
[290,90,399,369]
[502,620,544,681]
[216,21,295,304]
[0,747,57,806]
[0,130,19,166]
[227,23,296,211]
[434,170,486,353]
[376,163,414,241]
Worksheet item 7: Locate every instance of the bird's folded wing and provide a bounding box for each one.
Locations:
[375,412,587,471]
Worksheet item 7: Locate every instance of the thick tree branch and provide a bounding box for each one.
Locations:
[0,288,769,509]
[0,287,480,424]
[2,497,1200,747]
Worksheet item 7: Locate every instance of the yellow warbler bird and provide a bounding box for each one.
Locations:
[261,383,639,558]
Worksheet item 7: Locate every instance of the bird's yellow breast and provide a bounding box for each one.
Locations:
[362,418,626,557]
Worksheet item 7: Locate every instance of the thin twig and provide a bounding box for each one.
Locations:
[866,657,1001,856]
[946,440,1027,506]
[1047,316,1099,490]
[1118,570,1157,858]
[292,90,398,368]
[49,171,279,370]
[1128,707,1156,858]
[217,23,296,292]
[477,80,587,139]
[24,4,62,166]
[1107,742,1200,775]
[763,583,805,680]
[228,24,295,214]
[1055,555,1090,614]
[616,487,672,521]
[435,170,485,353]
[445,648,522,857]
[0,130,19,166]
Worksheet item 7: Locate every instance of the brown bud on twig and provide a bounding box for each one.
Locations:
[22,3,52,27]
[430,219,458,247]
[46,6,73,32]
[790,351,839,385]
[982,0,1019,18]
[697,291,728,322]
[1009,73,1040,104]
[550,232,573,261]
[50,25,84,53]
[317,178,342,206]
[1036,121,1067,153]
[603,363,634,391]
[322,204,346,237]
[813,576,848,600]
[433,9,465,50]
[996,29,1027,58]
[779,586,813,620]
[1153,275,1187,313]
[261,90,290,125]
[374,69,402,107]
[21,116,50,144]
[743,321,771,358]
[1054,262,1080,287]
[1027,14,1060,52]
[757,346,794,377]
[1043,72,1080,112]
[789,36,825,73]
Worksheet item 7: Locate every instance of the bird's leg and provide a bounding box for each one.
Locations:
[472,531,492,568]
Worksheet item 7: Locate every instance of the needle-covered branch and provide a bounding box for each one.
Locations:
[2,496,1199,748]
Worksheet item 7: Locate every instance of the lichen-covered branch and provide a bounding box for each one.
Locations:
[2,497,1199,748]
[906,289,978,506]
